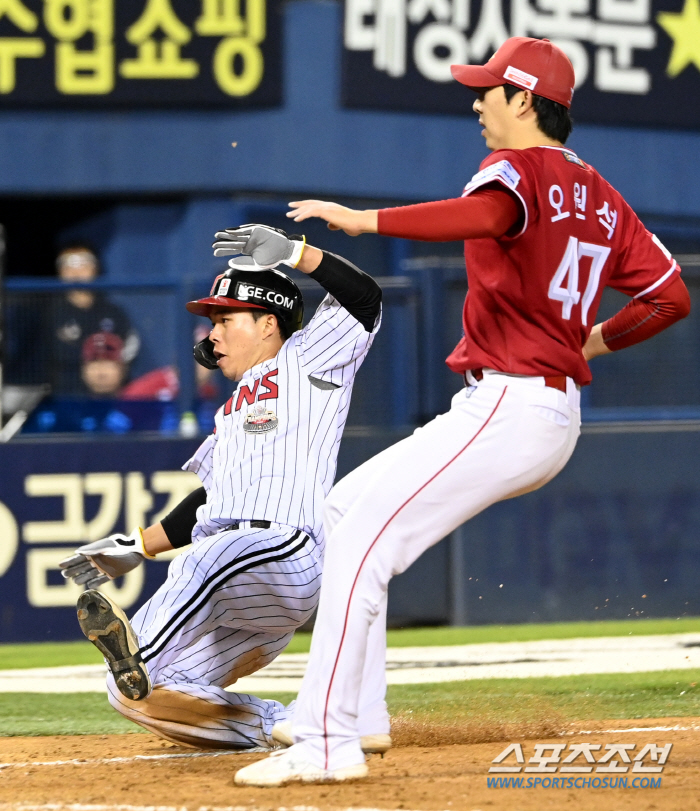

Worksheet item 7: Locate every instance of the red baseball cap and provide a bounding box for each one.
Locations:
[82,332,124,363]
[451,37,575,108]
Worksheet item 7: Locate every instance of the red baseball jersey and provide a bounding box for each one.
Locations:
[447,146,680,385]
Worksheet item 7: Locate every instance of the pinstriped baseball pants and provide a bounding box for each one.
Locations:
[107,524,321,750]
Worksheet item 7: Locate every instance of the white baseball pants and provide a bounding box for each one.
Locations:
[291,371,581,769]
[108,523,321,749]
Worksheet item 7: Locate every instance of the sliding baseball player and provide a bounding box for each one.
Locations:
[60,230,384,750]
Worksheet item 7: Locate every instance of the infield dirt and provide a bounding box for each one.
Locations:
[1,718,698,811]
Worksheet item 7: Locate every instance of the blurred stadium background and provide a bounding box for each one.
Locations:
[1,0,700,642]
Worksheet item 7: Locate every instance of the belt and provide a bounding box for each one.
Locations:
[469,368,567,394]
[228,520,271,530]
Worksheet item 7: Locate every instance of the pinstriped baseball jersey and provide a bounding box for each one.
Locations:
[184,293,380,548]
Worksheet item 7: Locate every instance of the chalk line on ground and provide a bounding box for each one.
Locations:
[2,633,699,693]
[0,805,446,811]
[0,749,264,771]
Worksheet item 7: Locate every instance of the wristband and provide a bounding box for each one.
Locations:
[282,236,306,269]
[135,527,157,559]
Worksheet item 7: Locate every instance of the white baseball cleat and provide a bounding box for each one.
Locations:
[234,745,368,787]
[358,733,393,754]
[272,720,392,755]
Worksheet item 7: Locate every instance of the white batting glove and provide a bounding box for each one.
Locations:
[59,528,154,589]
[212,224,306,270]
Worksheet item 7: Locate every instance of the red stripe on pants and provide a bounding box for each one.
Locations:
[322,387,508,767]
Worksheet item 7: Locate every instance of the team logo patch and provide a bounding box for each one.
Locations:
[243,403,279,434]
[463,160,521,196]
[503,65,538,90]
[563,152,586,168]
[210,273,225,295]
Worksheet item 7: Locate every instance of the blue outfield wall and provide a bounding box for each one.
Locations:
[0,425,698,643]
[0,0,698,218]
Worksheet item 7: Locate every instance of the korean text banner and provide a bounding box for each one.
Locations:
[342,0,700,128]
[0,0,282,107]
[0,436,202,642]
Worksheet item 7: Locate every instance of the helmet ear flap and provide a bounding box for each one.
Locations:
[193,337,219,370]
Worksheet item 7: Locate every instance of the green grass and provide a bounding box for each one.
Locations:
[3,617,698,670]
[386,670,700,726]
[0,692,145,737]
[382,617,700,649]
[2,671,699,738]
[0,642,104,671]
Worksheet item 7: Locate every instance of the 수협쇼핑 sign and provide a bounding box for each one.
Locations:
[342,0,700,128]
[0,0,282,107]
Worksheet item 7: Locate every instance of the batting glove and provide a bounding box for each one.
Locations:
[212,224,306,270]
[59,528,154,589]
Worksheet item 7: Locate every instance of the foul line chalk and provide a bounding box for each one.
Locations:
[0,806,447,811]
[0,748,266,771]
[0,806,292,811]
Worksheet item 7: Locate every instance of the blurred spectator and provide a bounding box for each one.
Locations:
[81,332,127,396]
[121,325,220,402]
[49,243,139,394]
[121,366,179,401]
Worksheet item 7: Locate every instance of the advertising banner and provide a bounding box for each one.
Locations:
[0,436,201,642]
[2,429,699,642]
[0,0,282,107]
[342,0,700,128]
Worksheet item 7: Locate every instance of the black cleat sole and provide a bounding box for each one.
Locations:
[77,590,151,701]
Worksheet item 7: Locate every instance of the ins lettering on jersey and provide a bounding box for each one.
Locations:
[234,370,279,412]
[222,371,279,415]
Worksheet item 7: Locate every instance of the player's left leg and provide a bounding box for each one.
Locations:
[106,524,321,749]
[357,591,390,745]
[106,624,296,749]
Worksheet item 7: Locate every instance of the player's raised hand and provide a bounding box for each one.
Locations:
[287,201,378,237]
[213,224,306,270]
[59,528,153,589]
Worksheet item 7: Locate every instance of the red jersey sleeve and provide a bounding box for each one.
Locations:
[377,188,521,242]
[461,149,538,239]
[607,198,681,299]
[601,275,690,351]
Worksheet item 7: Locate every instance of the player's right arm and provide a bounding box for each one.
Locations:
[287,188,521,241]
[287,201,378,235]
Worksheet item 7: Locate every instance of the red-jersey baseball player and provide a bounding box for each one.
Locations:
[235,37,691,786]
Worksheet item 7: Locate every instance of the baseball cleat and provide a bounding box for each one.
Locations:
[234,745,368,787]
[76,589,151,701]
[358,733,393,755]
[271,720,392,755]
